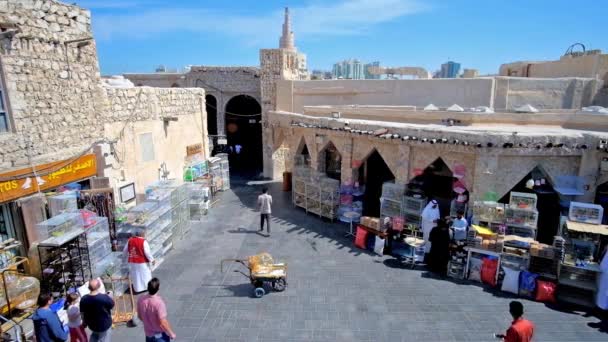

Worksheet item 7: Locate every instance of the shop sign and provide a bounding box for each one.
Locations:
[186,143,203,156]
[0,154,97,204]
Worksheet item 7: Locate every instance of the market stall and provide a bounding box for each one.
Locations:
[557,213,607,307]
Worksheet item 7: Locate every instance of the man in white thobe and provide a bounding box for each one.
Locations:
[597,246,608,310]
[123,229,155,294]
[421,200,440,254]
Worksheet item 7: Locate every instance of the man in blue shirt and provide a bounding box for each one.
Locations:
[33,293,68,342]
[81,279,115,342]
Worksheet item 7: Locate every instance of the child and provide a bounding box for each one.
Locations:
[66,293,88,342]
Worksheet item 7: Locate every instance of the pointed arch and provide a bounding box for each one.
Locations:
[318,140,342,180]
[294,135,311,167]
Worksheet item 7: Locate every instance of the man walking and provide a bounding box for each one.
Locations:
[123,229,155,294]
[137,278,176,341]
[80,279,114,342]
[258,187,272,235]
[496,301,534,342]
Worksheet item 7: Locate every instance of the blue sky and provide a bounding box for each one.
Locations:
[73,0,608,76]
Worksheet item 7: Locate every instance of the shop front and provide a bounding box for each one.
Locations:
[0,154,98,253]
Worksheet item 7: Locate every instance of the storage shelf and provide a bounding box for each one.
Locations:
[558,277,596,292]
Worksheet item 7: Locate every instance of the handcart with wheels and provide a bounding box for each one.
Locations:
[221,253,287,298]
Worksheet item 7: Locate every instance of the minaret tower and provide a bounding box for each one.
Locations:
[279,7,296,51]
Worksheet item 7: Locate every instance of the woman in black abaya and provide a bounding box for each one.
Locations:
[429,219,451,277]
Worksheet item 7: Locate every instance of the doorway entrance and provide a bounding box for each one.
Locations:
[357,150,395,217]
[409,158,461,218]
[499,166,560,244]
[318,142,341,181]
[224,95,262,177]
[205,94,218,136]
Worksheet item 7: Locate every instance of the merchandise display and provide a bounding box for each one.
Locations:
[568,202,604,225]
[48,192,78,217]
[292,166,340,220]
[35,213,83,242]
[38,232,91,297]
[509,192,538,210]
[85,217,113,279]
[0,256,40,315]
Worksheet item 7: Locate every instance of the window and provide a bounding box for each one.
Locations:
[0,80,8,133]
[139,132,155,162]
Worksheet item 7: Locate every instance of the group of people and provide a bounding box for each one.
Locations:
[32,228,176,342]
[421,199,468,277]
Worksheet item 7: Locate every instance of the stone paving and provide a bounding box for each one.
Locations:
[113,180,608,341]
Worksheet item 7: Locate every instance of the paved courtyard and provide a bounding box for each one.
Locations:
[114,180,607,342]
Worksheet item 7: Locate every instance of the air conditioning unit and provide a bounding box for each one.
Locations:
[331,111,341,118]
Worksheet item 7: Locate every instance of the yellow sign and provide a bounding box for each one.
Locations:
[0,154,97,204]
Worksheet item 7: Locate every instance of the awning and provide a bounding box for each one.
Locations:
[566,220,608,236]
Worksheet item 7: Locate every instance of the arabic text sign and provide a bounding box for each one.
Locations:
[0,154,97,204]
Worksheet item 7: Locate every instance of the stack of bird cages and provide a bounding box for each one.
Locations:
[471,201,505,224]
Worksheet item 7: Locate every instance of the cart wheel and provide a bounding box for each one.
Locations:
[273,278,287,292]
[254,287,265,298]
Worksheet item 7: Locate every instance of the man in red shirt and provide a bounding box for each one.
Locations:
[137,278,176,341]
[497,301,535,342]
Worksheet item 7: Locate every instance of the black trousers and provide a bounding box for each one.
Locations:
[260,214,271,233]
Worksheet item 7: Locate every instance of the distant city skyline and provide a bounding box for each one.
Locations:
[73,0,608,76]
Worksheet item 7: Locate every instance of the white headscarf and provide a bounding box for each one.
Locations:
[421,200,440,222]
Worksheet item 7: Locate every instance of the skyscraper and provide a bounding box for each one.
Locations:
[364,61,381,79]
[332,59,365,79]
[440,61,461,78]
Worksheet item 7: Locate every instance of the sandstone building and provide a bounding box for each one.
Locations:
[0,0,207,250]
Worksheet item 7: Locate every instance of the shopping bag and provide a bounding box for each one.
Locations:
[480,257,499,286]
[519,271,538,298]
[355,226,368,249]
[535,280,557,303]
[374,236,385,255]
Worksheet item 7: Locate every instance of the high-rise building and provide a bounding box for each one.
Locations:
[364,61,381,79]
[332,59,365,79]
[440,61,461,78]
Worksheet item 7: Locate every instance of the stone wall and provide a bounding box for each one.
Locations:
[275,77,602,114]
[268,111,608,202]
[124,66,261,136]
[0,0,106,171]
[0,0,209,203]
[103,87,207,200]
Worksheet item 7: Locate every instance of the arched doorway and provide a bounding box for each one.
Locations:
[356,149,395,217]
[205,95,217,136]
[318,141,341,180]
[498,166,560,244]
[224,95,262,176]
[294,137,310,167]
